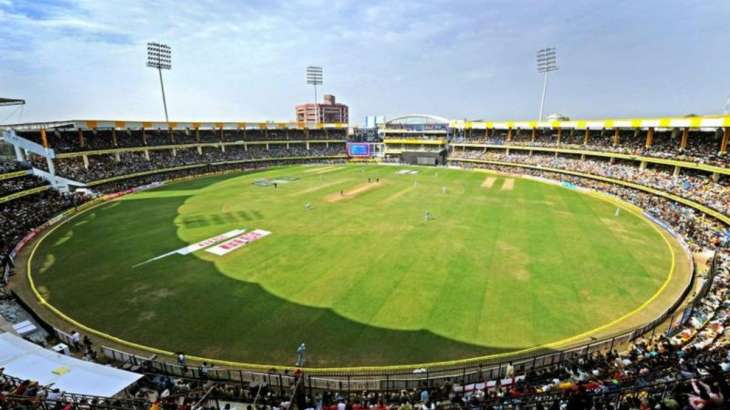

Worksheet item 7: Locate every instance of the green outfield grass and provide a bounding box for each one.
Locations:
[30,164,672,367]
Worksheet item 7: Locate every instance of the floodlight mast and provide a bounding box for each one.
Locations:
[147,42,172,123]
[536,47,558,121]
[306,66,323,124]
[0,98,25,107]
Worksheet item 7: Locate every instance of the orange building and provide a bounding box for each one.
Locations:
[296,94,348,124]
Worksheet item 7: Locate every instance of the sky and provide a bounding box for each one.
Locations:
[1,0,729,125]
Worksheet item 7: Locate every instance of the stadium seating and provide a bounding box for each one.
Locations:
[15,127,347,153]
[449,150,730,223]
[29,145,345,185]
[452,127,729,168]
[0,174,46,197]
[0,159,29,174]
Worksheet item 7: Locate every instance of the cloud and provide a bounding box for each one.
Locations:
[1,0,729,124]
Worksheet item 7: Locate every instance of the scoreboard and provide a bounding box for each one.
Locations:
[347,143,372,157]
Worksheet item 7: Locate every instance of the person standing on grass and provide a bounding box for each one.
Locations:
[296,342,306,367]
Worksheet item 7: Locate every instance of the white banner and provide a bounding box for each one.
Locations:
[135,229,246,266]
[177,229,247,255]
[205,229,271,256]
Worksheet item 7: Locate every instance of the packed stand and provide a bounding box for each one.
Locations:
[0,190,89,273]
[0,160,29,174]
[16,128,348,153]
[450,149,730,216]
[27,145,345,183]
[455,128,730,167]
[0,174,47,197]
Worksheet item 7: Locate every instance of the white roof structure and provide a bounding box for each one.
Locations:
[385,114,450,126]
[0,332,142,397]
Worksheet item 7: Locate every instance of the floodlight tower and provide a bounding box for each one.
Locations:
[306,66,323,123]
[536,47,558,121]
[0,98,25,107]
[147,42,172,123]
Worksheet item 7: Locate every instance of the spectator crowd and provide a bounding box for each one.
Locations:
[17,128,348,153]
[452,128,729,168]
[451,150,730,221]
[30,145,345,183]
[0,160,29,174]
[0,174,46,196]
[0,190,89,271]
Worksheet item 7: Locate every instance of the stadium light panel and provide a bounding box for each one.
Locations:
[536,48,559,120]
[146,42,172,123]
[306,66,323,124]
[536,48,558,73]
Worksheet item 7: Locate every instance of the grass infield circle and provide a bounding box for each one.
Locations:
[26,165,682,371]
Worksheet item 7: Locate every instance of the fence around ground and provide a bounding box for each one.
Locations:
[97,249,712,394]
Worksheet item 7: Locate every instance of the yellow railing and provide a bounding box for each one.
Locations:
[55,140,347,159]
[0,185,50,205]
[383,138,447,145]
[0,170,31,181]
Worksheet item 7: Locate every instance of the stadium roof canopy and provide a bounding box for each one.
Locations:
[2,119,348,131]
[0,332,142,397]
[385,114,450,126]
[4,115,729,132]
[450,115,730,131]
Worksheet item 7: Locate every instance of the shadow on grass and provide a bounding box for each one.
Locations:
[32,186,534,368]
[179,210,265,228]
